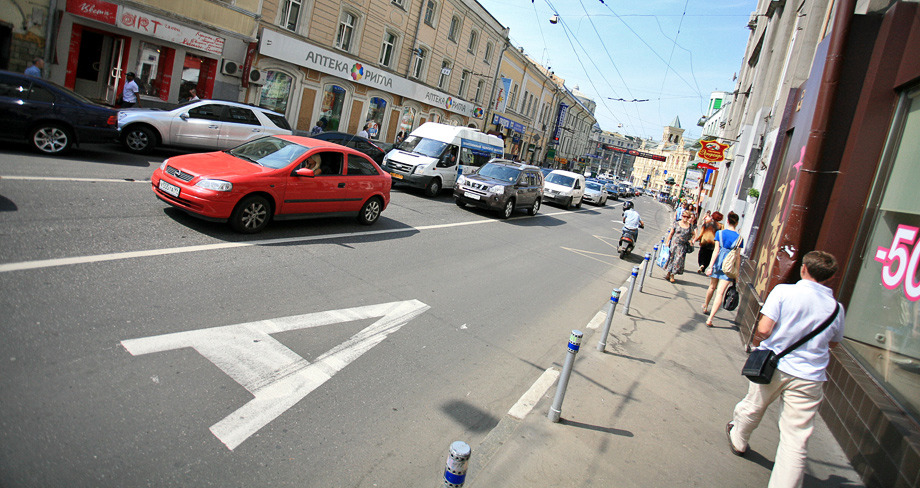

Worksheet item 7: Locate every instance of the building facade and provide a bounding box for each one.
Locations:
[248,0,507,142]
[713,1,920,485]
[629,118,695,196]
[589,127,639,180]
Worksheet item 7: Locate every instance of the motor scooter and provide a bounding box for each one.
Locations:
[618,224,643,259]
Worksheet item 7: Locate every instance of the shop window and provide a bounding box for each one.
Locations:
[843,87,920,421]
[320,84,347,131]
[429,112,441,124]
[180,53,206,102]
[135,41,165,97]
[364,97,387,140]
[258,71,294,115]
[399,106,416,134]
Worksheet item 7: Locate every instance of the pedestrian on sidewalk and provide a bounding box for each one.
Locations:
[25,57,44,78]
[693,211,722,273]
[725,250,845,488]
[663,209,695,283]
[703,211,740,326]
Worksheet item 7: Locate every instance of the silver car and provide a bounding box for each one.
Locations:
[118,100,292,153]
[583,181,608,206]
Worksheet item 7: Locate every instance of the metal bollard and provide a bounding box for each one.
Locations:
[548,330,583,423]
[443,441,471,487]
[622,266,639,316]
[597,290,621,352]
[650,245,659,278]
[639,252,650,292]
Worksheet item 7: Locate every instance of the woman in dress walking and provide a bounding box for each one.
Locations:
[663,211,695,283]
[703,211,741,326]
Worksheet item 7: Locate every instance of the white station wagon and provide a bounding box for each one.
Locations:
[118,100,292,154]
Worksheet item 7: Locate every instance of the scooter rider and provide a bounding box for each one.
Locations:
[623,201,644,238]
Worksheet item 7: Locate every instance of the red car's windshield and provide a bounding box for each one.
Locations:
[228,137,310,169]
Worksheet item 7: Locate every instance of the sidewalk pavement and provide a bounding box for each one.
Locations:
[466,261,864,487]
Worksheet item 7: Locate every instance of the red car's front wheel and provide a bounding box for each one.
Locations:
[231,195,271,233]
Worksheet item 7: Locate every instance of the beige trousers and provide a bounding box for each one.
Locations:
[730,370,825,488]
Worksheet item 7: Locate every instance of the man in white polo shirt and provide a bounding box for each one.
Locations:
[726,250,845,488]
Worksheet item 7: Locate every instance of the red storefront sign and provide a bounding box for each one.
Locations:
[66,0,118,25]
[241,42,258,89]
[697,139,730,162]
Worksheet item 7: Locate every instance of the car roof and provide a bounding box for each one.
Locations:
[486,159,539,170]
[547,169,583,178]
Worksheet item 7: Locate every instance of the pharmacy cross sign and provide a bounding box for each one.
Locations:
[121,300,430,450]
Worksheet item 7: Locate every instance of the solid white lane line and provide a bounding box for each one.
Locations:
[586,310,607,330]
[0,176,150,183]
[0,209,583,273]
[508,368,560,420]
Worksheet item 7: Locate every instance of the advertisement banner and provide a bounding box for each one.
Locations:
[552,103,568,144]
[116,6,225,55]
[494,77,511,112]
[66,0,118,25]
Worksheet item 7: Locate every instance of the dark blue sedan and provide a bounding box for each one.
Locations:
[0,70,119,154]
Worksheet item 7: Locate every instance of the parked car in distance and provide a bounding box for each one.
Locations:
[308,131,388,165]
[119,100,292,154]
[454,159,543,218]
[0,70,118,154]
[543,170,586,209]
[583,181,608,206]
[617,183,631,198]
[150,135,390,233]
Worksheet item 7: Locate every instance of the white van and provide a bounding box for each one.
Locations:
[543,170,586,209]
[382,122,504,196]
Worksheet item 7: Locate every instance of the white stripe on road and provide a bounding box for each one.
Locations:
[0,209,582,273]
[508,368,560,420]
[0,175,150,183]
[586,310,607,330]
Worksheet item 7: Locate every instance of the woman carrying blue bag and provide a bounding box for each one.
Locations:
[703,211,742,326]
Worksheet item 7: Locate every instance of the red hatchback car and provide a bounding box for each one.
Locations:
[151,135,391,233]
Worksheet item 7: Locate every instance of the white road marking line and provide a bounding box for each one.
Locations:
[0,175,149,183]
[508,368,560,420]
[586,310,607,330]
[0,210,575,273]
[122,299,431,450]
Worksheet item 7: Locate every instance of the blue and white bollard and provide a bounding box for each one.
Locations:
[597,290,621,352]
[548,330,583,423]
[622,266,639,316]
[443,441,471,487]
[639,253,651,292]
[650,245,659,278]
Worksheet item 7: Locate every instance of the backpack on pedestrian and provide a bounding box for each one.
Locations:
[720,234,743,279]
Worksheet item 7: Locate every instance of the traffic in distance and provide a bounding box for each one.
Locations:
[0,74,644,234]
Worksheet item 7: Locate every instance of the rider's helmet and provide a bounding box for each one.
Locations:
[623,201,634,210]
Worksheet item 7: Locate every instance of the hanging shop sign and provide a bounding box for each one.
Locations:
[492,114,525,133]
[697,139,730,162]
[552,103,568,144]
[260,29,474,117]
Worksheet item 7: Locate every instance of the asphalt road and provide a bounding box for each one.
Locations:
[0,143,675,487]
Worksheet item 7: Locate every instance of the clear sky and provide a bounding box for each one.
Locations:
[476,0,757,142]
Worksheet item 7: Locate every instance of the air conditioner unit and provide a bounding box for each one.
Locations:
[220,59,242,77]
[248,69,268,85]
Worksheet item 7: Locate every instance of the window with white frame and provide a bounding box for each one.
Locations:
[412,47,428,79]
[467,30,478,54]
[484,42,493,64]
[280,0,303,31]
[474,80,484,103]
[438,60,451,89]
[424,0,437,26]
[336,11,357,52]
[458,70,470,98]
[448,16,461,42]
[379,31,397,67]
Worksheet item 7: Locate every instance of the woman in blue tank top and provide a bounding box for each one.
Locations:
[703,211,742,326]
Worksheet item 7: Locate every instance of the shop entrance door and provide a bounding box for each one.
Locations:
[105,37,125,105]
[69,26,128,104]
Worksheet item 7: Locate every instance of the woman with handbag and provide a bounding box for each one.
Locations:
[703,211,741,326]
[662,210,695,283]
[692,211,722,273]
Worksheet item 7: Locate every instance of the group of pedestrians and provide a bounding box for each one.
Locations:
[642,197,847,488]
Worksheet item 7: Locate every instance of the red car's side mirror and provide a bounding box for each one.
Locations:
[294,168,315,177]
